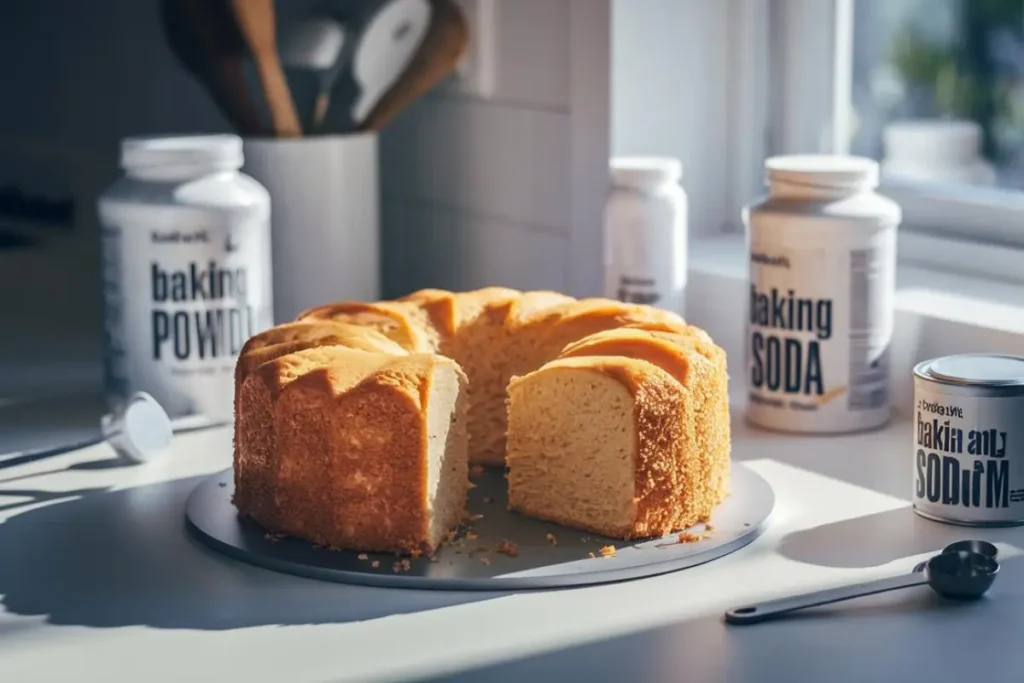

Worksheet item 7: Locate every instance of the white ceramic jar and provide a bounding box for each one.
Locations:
[882,119,997,186]
[97,134,273,424]
[743,155,901,434]
[604,156,688,317]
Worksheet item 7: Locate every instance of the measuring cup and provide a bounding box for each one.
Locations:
[725,545,999,625]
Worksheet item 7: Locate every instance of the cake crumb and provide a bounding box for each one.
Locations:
[546,533,558,546]
[466,513,484,522]
[467,481,477,489]
[371,560,380,568]
[357,553,369,560]
[496,540,519,557]
[598,545,616,558]
[466,532,479,540]
[588,552,596,559]
[705,523,716,532]
[483,497,493,504]
[479,556,491,565]
[677,532,706,544]
[264,532,284,543]
[392,559,412,573]
[410,548,423,559]
[446,530,458,543]
[470,465,485,477]
[218,482,227,488]
[429,555,439,563]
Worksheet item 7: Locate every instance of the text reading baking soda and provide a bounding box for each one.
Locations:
[98,135,272,423]
[743,155,900,433]
[913,354,1024,526]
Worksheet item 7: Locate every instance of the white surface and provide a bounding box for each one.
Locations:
[3,409,1024,682]
[243,134,380,321]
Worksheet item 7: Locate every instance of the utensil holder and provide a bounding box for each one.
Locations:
[243,134,380,322]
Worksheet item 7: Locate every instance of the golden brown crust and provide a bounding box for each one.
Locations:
[234,286,731,550]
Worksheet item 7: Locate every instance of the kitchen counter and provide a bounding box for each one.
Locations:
[2,406,1024,683]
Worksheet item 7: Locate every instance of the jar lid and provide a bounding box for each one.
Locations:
[765,154,879,192]
[610,156,682,189]
[921,354,1024,387]
[101,391,173,463]
[120,134,244,173]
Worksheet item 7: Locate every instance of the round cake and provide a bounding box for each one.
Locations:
[233,288,731,553]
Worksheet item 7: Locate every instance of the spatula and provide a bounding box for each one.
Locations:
[278,17,347,134]
[358,0,469,132]
[230,0,303,137]
[161,0,265,136]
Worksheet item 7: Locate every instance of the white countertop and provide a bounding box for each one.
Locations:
[2,405,1024,683]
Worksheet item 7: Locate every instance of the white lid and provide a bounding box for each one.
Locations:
[610,156,683,189]
[102,391,173,463]
[765,154,879,192]
[925,353,1024,387]
[120,134,244,173]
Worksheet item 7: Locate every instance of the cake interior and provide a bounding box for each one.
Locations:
[425,361,469,548]
[506,364,637,537]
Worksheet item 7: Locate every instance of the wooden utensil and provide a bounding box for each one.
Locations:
[161,0,265,136]
[230,0,303,137]
[278,17,348,134]
[358,0,469,132]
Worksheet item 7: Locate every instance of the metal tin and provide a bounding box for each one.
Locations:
[912,353,1024,526]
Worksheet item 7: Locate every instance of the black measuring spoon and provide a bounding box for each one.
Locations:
[912,539,998,573]
[725,549,999,625]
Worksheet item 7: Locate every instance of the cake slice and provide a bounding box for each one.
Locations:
[505,329,729,539]
[235,346,468,553]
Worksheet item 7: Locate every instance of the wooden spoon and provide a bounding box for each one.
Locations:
[160,0,265,136]
[229,0,303,137]
[358,0,469,132]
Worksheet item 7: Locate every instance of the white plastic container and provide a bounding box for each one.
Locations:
[882,119,997,187]
[97,134,273,424]
[604,156,688,317]
[742,155,901,434]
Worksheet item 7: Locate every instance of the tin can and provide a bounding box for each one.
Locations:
[743,155,901,434]
[97,135,273,424]
[913,353,1024,526]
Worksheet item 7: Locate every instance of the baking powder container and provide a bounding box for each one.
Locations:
[97,135,273,425]
[913,353,1024,526]
[743,155,901,434]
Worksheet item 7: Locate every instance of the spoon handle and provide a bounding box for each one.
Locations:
[725,572,928,625]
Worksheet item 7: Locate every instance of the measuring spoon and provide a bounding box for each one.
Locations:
[913,539,998,573]
[725,550,998,625]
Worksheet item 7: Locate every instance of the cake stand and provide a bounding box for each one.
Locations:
[186,462,774,590]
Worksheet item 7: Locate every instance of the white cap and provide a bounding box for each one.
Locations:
[610,156,683,189]
[101,392,173,464]
[120,135,244,174]
[765,154,879,192]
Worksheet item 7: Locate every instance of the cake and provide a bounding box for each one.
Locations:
[233,288,731,552]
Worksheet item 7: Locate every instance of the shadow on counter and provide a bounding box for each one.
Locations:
[0,474,505,630]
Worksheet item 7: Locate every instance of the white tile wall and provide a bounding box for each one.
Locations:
[380,0,609,299]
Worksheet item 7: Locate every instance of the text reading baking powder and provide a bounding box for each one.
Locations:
[743,155,900,434]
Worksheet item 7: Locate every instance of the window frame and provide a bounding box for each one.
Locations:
[762,0,1024,258]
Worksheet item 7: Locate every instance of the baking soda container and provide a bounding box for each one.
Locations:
[98,135,273,424]
[742,155,900,433]
[913,354,1024,526]
[604,156,688,317]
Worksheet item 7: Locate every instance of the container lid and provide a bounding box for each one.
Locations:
[120,134,244,173]
[765,154,879,192]
[922,354,1024,387]
[101,391,173,463]
[610,156,683,189]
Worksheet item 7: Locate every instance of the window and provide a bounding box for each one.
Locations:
[768,0,1024,256]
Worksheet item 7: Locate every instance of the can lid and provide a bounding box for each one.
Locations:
[120,134,244,174]
[765,154,879,192]
[923,354,1024,387]
[610,156,682,189]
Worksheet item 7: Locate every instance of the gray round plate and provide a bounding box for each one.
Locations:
[186,463,774,590]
